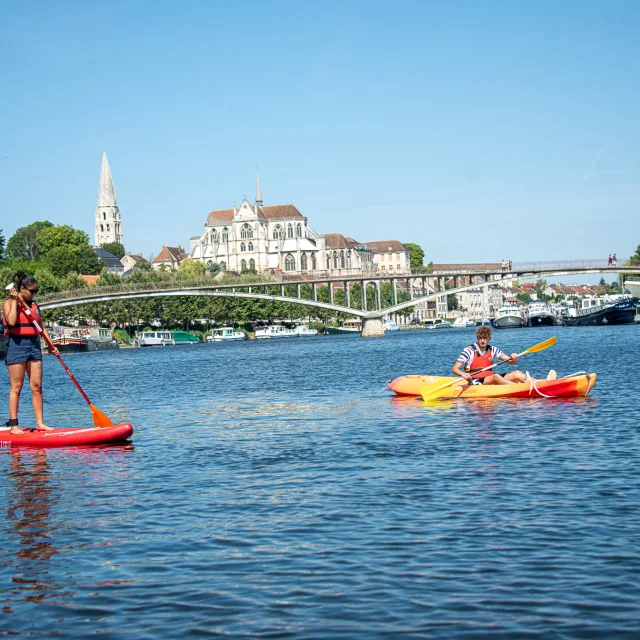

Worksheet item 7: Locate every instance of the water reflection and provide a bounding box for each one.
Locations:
[7,448,59,603]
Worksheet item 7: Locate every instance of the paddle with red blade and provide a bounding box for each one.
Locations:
[6,284,114,428]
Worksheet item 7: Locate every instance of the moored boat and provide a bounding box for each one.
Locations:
[527,300,556,327]
[47,326,120,353]
[255,325,296,339]
[492,305,526,329]
[135,330,175,346]
[293,324,319,336]
[207,327,247,342]
[324,319,362,334]
[172,330,200,344]
[423,318,451,330]
[563,295,637,326]
[384,319,400,331]
[388,373,596,399]
[452,317,475,328]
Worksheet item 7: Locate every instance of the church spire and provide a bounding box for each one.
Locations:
[94,151,123,247]
[256,167,263,206]
[98,151,117,207]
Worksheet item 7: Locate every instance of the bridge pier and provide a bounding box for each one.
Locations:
[361,312,385,338]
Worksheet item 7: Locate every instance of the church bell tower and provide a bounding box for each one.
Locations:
[94,151,123,247]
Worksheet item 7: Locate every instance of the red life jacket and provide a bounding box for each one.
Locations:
[467,343,494,379]
[4,301,41,337]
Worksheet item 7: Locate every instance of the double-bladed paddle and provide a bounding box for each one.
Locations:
[5,284,114,428]
[420,335,557,401]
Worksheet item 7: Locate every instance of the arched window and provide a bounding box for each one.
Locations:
[241,259,247,271]
[301,253,308,270]
[100,224,104,232]
[347,250,351,267]
[241,223,253,239]
[311,254,317,270]
[333,251,338,269]
[326,254,330,269]
[240,242,246,252]
[106,224,110,231]
[212,230,218,243]
[273,225,283,240]
[285,254,295,271]
[220,261,226,270]
[248,241,254,251]
[103,212,106,220]
[340,250,345,268]
[287,224,293,239]
[206,260,213,265]
[222,227,229,242]
[249,258,255,270]
[296,223,302,237]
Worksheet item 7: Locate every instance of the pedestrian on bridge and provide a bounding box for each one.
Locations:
[613,253,617,266]
[608,254,612,266]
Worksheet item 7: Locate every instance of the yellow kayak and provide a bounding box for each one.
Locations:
[389,373,597,399]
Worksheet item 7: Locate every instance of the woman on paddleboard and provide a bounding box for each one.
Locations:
[2,271,58,434]
[452,325,556,385]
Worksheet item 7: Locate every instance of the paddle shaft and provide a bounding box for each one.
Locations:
[14,296,94,407]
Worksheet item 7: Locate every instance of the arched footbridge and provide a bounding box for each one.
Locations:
[37,260,638,337]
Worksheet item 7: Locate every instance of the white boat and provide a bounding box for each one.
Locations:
[135,330,175,346]
[527,300,556,326]
[207,327,247,342]
[293,324,318,336]
[452,317,475,328]
[625,280,640,298]
[254,325,296,339]
[384,319,400,331]
[423,318,451,330]
[491,305,525,329]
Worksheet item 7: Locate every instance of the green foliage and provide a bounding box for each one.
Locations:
[101,242,126,259]
[6,221,54,261]
[516,292,532,303]
[403,243,425,269]
[208,263,221,276]
[113,328,133,344]
[177,258,203,279]
[39,225,90,257]
[45,244,103,276]
[96,269,123,286]
[0,229,5,261]
[447,294,459,311]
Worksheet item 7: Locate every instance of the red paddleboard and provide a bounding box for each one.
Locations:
[0,423,133,447]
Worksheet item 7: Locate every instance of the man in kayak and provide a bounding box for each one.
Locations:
[452,326,556,385]
[2,271,58,434]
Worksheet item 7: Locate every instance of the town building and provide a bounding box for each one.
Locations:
[152,246,189,271]
[361,240,411,275]
[93,246,124,275]
[94,152,124,247]
[121,253,147,271]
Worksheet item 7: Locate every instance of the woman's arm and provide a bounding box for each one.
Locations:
[3,294,18,326]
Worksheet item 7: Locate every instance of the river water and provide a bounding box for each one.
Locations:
[1,326,639,638]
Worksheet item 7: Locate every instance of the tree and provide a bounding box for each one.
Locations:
[0,229,5,261]
[38,225,91,257]
[516,292,531,303]
[101,242,125,259]
[533,279,548,300]
[447,294,459,311]
[208,263,221,276]
[176,258,203,279]
[403,243,425,270]
[5,221,54,261]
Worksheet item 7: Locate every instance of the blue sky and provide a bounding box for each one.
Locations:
[1,0,639,267]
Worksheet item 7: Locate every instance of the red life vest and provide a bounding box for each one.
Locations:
[467,343,494,379]
[4,301,41,337]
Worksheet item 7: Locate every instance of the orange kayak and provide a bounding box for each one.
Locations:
[389,373,597,399]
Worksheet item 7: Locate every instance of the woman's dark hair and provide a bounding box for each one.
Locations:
[14,270,37,291]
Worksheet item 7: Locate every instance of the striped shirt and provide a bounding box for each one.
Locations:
[456,344,508,370]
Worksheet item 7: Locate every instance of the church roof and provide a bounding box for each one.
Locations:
[206,204,304,226]
[323,233,361,250]
[361,240,407,253]
[97,151,117,208]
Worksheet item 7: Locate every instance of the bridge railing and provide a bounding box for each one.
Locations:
[512,259,609,271]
